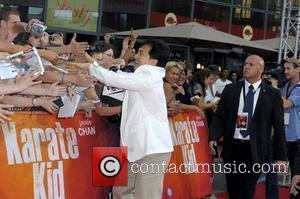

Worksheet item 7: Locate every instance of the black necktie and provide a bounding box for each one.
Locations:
[240,85,254,138]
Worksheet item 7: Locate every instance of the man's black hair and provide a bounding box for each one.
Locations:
[87,41,115,56]
[0,6,20,21]
[142,39,170,68]
[13,32,32,46]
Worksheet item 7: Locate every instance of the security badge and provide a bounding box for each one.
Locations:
[236,112,249,130]
[284,113,290,125]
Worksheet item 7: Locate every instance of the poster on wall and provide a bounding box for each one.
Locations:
[45,0,100,33]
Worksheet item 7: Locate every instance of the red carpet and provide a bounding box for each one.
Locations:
[215,184,290,199]
[254,183,290,199]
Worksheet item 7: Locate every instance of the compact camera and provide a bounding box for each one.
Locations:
[30,23,47,37]
[109,65,135,73]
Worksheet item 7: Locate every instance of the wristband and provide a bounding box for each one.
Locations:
[59,73,65,84]
[31,97,38,106]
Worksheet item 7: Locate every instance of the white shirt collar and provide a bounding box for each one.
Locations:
[136,64,166,77]
[245,79,262,91]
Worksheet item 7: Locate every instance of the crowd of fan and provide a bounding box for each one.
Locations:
[0,6,241,123]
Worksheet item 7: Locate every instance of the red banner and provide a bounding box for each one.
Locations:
[0,111,212,198]
[163,111,213,198]
[0,112,119,199]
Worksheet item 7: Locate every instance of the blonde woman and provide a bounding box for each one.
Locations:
[163,61,203,117]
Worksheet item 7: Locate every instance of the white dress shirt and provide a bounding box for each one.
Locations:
[89,63,174,162]
[214,78,232,94]
[234,79,262,140]
[204,84,217,103]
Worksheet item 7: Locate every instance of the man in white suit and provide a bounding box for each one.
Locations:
[89,39,173,199]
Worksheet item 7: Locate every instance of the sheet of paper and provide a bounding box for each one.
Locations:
[58,94,81,118]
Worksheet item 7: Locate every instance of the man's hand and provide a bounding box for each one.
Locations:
[167,100,180,117]
[122,37,130,50]
[209,141,217,156]
[68,33,89,55]
[78,99,96,112]
[97,58,126,69]
[67,86,76,101]
[282,96,293,108]
[71,52,95,63]
[49,32,64,46]
[15,71,42,92]
[176,85,185,95]
[0,102,14,123]
[193,106,205,118]
[38,49,60,63]
[113,58,126,68]
[291,175,300,196]
[129,32,139,48]
[74,70,96,87]
[48,82,67,97]
[33,97,59,114]
[25,19,43,32]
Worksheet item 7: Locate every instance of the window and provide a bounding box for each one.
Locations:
[194,1,230,32]
[266,14,280,38]
[233,0,266,10]
[232,8,265,28]
[268,0,281,12]
[102,12,146,31]
[103,0,148,14]
[28,7,44,21]
[292,0,299,7]
[152,0,192,17]
[0,0,45,7]
[231,8,265,39]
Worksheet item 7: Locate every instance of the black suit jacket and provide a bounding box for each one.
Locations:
[209,81,287,163]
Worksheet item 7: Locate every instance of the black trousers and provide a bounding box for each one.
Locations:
[224,140,261,199]
[266,137,279,199]
[289,141,300,199]
[287,141,300,178]
[291,194,300,199]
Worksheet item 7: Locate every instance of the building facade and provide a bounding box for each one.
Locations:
[2,0,300,40]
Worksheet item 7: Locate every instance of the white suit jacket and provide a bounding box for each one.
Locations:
[89,63,174,162]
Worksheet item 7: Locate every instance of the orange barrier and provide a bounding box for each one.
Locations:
[0,111,212,198]
[163,111,213,198]
[0,112,120,199]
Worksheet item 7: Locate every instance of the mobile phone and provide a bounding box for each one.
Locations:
[52,97,64,107]
[190,95,200,101]
[171,83,178,90]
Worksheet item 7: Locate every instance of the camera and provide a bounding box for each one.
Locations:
[109,66,119,72]
[52,97,64,107]
[264,67,284,76]
[89,44,97,51]
[109,65,135,73]
[120,65,135,73]
[30,23,47,37]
